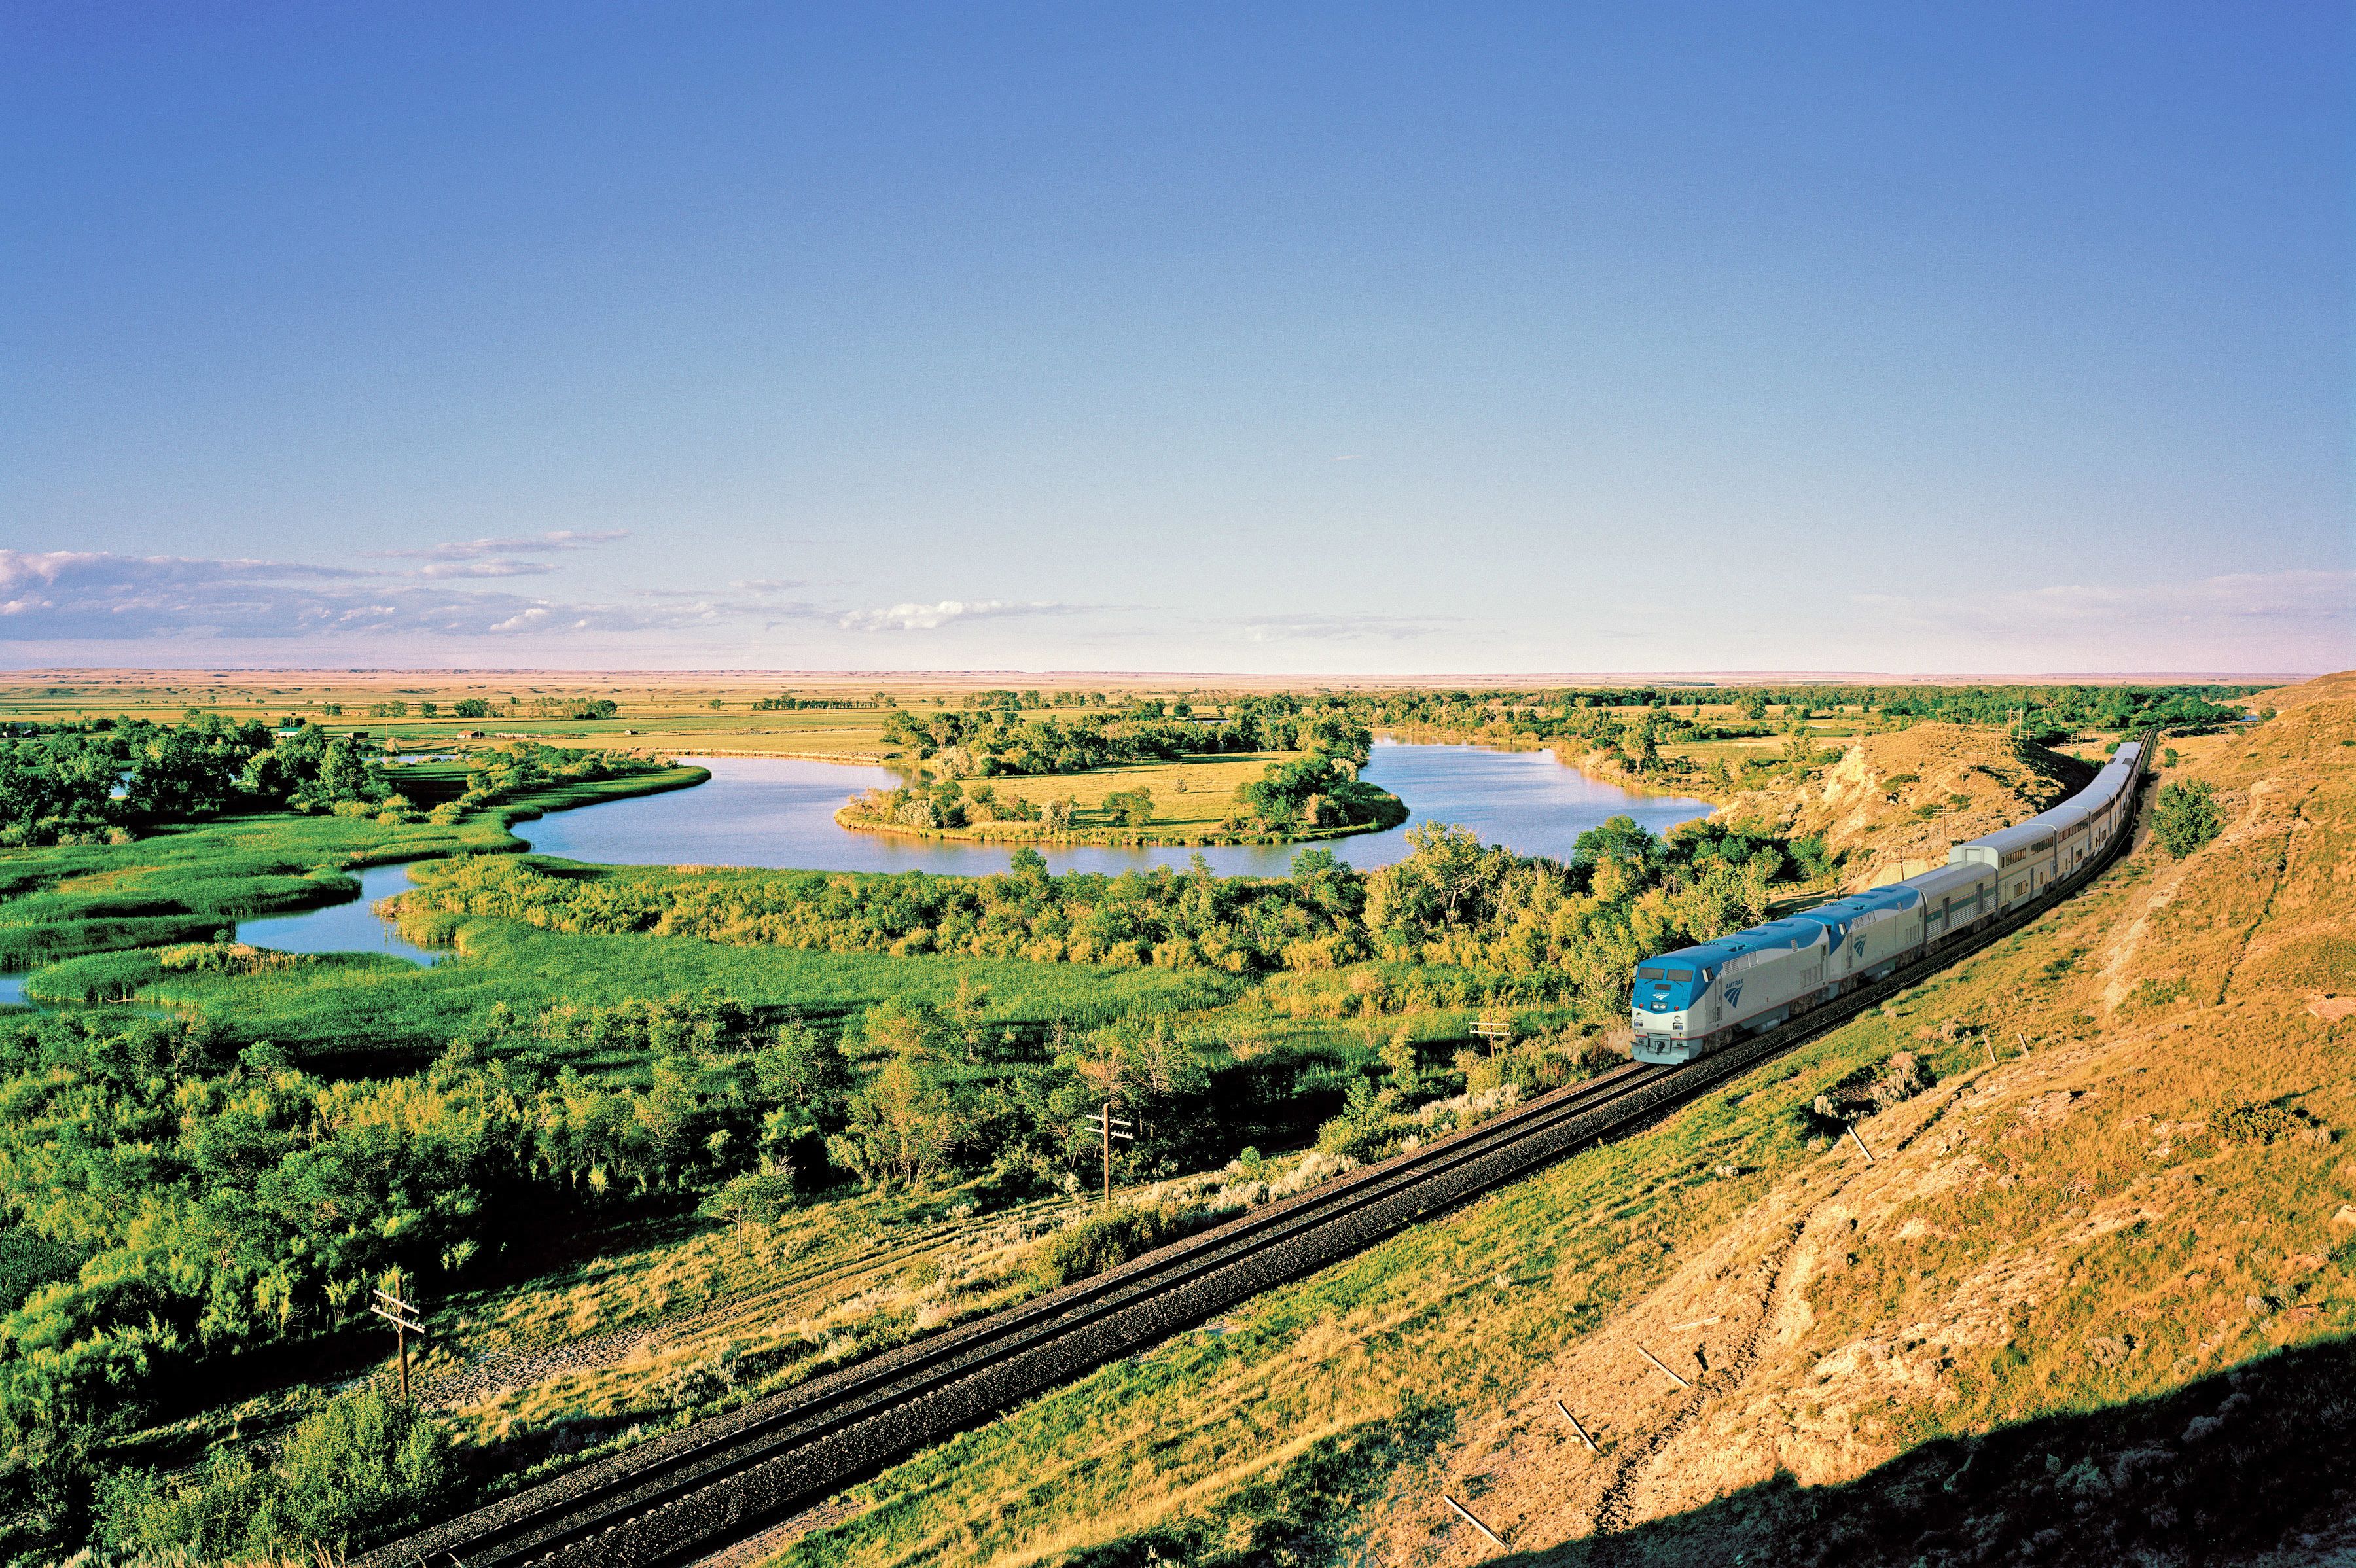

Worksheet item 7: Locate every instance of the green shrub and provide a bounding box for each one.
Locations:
[2152,781,2224,858]
[1032,1203,1199,1289]
[99,1386,452,1558]
[18,948,164,1004]
[2212,1103,2320,1147]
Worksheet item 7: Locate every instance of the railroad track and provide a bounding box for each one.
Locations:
[363,733,2155,1568]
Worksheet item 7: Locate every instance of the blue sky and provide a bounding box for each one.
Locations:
[3,3,2348,674]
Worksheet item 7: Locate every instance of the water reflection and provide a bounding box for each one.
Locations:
[212,741,1712,959]
[516,740,1711,876]
[234,864,448,964]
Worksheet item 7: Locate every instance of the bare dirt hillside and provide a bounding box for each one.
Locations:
[1717,722,2097,889]
[1363,674,2355,1567]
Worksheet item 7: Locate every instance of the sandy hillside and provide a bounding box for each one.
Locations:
[1363,673,2356,1568]
[1714,722,2098,889]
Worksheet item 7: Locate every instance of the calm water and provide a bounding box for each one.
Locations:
[234,863,448,964]
[517,741,1711,875]
[211,742,1711,957]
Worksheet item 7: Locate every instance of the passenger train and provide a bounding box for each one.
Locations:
[1629,741,2145,1065]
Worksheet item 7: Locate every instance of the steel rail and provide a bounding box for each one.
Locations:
[362,732,2154,1568]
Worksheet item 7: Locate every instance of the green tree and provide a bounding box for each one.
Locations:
[830,1008,957,1188]
[2152,781,2224,857]
[99,1386,450,1558]
[1103,787,1156,827]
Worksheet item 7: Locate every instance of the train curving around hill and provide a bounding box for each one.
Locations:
[1630,741,2145,1065]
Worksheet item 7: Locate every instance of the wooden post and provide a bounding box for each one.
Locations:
[369,1270,426,1405]
[1080,1103,1133,1206]
[1984,1037,1996,1067]
[1442,1495,1506,1548]
[1637,1344,1691,1389]
[1847,1123,1876,1166]
[1556,1399,1597,1452]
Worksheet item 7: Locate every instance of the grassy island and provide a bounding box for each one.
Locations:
[834,697,1406,847]
[833,750,1408,847]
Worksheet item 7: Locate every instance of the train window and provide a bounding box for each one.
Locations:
[1637,966,1666,979]
[1666,969,1693,981]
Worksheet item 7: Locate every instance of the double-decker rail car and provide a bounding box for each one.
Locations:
[1632,739,2147,1066]
[1908,861,2000,951]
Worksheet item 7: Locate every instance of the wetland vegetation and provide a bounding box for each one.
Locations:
[0,673,2275,1565]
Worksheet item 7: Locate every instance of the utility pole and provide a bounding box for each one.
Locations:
[1080,1101,1134,1205]
[370,1270,427,1404]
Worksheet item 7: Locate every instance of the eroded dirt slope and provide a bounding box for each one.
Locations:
[1717,722,2098,889]
[1369,675,2355,1567]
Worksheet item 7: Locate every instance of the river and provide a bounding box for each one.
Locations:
[517,739,1709,875]
[207,740,1710,961]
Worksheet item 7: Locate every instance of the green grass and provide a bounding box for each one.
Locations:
[33,916,1243,1072]
[0,766,705,971]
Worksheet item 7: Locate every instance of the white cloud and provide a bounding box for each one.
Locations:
[416,559,558,579]
[1225,611,1465,643]
[838,599,1072,632]
[370,529,630,561]
[0,548,762,641]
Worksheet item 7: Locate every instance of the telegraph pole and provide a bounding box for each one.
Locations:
[1080,1101,1134,1205]
[370,1270,427,1404]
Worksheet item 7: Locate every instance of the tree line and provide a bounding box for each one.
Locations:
[0,716,671,847]
[402,813,1823,999]
[0,716,387,846]
[1322,683,2251,746]
[880,698,1372,781]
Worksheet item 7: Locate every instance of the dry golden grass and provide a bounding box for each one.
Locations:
[753,677,2353,1567]
[1355,677,2356,1564]
[837,751,1316,845]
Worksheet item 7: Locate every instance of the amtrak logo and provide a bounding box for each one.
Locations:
[1724,981,1744,1007]
[1852,939,1864,959]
